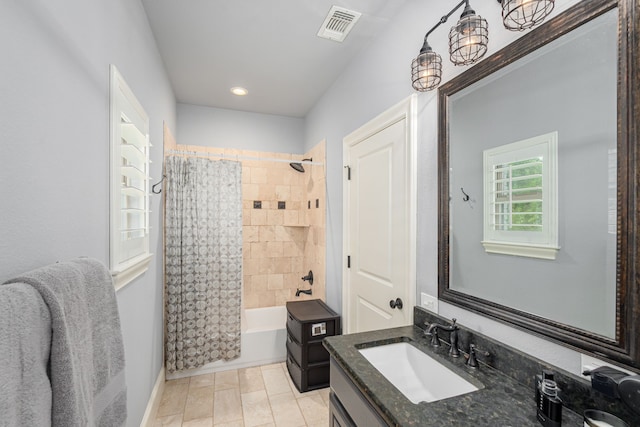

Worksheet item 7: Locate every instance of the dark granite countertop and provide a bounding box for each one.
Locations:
[324,325,584,427]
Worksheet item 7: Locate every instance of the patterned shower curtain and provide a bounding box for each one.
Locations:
[164,155,242,373]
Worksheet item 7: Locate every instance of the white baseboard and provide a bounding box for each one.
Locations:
[139,367,165,427]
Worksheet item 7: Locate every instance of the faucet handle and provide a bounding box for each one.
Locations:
[430,328,441,347]
[424,323,441,347]
[466,344,490,369]
[448,321,460,358]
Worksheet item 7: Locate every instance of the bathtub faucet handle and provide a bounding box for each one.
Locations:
[301,270,314,285]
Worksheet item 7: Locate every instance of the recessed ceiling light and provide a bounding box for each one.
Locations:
[230,86,248,96]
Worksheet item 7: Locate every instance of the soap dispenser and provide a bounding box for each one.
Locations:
[536,377,562,427]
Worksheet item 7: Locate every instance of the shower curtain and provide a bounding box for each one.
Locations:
[164,155,242,373]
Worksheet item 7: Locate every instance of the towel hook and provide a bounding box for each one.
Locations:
[461,187,470,202]
[152,175,166,194]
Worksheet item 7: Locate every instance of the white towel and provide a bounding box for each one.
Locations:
[0,283,52,426]
[4,258,127,427]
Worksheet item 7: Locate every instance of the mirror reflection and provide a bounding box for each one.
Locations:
[447,9,617,338]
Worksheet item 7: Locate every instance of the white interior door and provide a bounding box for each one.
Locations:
[343,95,417,334]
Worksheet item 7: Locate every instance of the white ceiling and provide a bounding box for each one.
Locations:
[141,0,408,118]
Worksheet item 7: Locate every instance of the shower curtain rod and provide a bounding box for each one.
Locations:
[167,149,323,166]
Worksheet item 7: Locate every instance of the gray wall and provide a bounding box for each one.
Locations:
[0,1,176,425]
[303,0,605,375]
[177,103,305,154]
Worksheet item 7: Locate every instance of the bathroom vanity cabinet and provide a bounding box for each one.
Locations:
[329,358,386,427]
[285,299,340,392]
[323,321,587,426]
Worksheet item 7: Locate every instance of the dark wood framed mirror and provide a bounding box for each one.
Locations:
[438,0,640,369]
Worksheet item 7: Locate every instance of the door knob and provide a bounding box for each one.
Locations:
[389,298,403,309]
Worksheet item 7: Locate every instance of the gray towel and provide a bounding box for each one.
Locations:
[4,258,127,427]
[0,283,52,426]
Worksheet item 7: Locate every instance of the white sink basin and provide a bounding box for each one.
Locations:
[358,342,480,404]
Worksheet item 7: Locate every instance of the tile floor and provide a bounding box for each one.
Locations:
[154,362,330,427]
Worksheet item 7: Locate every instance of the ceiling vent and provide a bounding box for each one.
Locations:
[317,6,362,42]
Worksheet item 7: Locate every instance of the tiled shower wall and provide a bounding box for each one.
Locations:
[165,135,326,309]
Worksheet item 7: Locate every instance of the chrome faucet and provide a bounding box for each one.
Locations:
[424,318,461,358]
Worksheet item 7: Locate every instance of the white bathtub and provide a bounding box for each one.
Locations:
[166,306,288,380]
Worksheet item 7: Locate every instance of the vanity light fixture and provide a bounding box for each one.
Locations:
[449,3,489,66]
[411,0,488,92]
[499,0,555,31]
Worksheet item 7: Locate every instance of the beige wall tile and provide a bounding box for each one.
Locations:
[288,227,306,243]
[250,209,267,226]
[266,210,284,225]
[282,171,296,186]
[237,144,326,309]
[251,167,267,184]
[267,168,286,185]
[242,209,251,226]
[241,167,251,184]
[283,210,299,226]
[275,185,290,200]
[278,226,294,242]
[283,273,299,289]
[290,257,304,274]
[273,257,292,274]
[250,274,268,292]
[245,226,260,243]
[259,225,276,242]
[243,184,260,200]
[260,200,273,210]
[243,258,260,276]
[258,184,276,200]
[253,290,276,307]
[290,186,303,201]
[258,257,274,275]
[266,274,284,290]
[282,242,300,257]
[274,289,292,306]
[266,242,283,258]
[250,242,267,259]
[244,292,259,309]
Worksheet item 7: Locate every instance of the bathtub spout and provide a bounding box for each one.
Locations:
[295,288,312,297]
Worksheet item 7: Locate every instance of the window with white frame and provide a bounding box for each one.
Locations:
[109,65,152,289]
[482,132,559,259]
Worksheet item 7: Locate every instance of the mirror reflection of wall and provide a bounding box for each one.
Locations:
[448,9,617,338]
